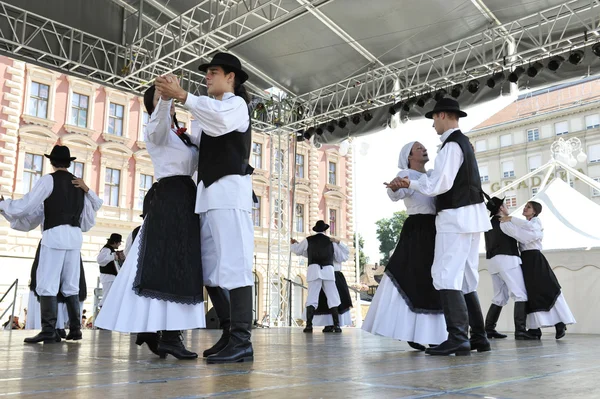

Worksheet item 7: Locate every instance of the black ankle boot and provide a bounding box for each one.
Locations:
[514,302,537,340]
[303,305,315,333]
[322,326,334,333]
[407,342,426,351]
[56,329,67,339]
[203,287,231,358]
[207,286,254,364]
[555,322,567,339]
[528,328,542,339]
[24,296,61,344]
[64,295,82,341]
[330,307,342,333]
[157,331,198,360]
[136,332,160,356]
[485,304,507,339]
[465,292,491,352]
[425,290,471,356]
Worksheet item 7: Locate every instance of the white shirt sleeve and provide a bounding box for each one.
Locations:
[408,142,463,197]
[123,231,134,257]
[500,217,543,243]
[0,175,53,220]
[144,98,173,146]
[333,242,350,263]
[290,239,309,257]
[184,93,249,137]
[79,189,103,232]
[97,247,116,266]
[7,206,44,232]
[387,170,412,201]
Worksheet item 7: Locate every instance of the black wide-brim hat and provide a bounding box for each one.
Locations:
[425,98,468,119]
[198,52,249,84]
[44,145,76,162]
[486,196,505,214]
[108,233,122,243]
[312,220,330,233]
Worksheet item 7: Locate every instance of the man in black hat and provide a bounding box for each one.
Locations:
[96,233,123,308]
[154,52,255,363]
[0,145,102,343]
[399,98,492,356]
[290,220,342,333]
[483,195,536,340]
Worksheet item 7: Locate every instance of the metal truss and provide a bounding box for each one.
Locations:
[281,0,600,130]
[266,129,292,326]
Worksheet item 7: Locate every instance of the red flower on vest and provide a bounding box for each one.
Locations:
[175,127,187,136]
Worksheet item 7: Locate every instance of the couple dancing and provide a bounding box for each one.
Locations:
[95,53,255,364]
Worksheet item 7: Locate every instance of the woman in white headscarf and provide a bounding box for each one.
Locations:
[362,141,447,351]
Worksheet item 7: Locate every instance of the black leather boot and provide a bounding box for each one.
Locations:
[485,304,507,339]
[528,328,542,339]
[322,326,334,333]
[303,305,315,333]
[465,292,491,352]
[64,295,82,340]
[425,290,471,356]
[136,332,160,356]
[207,286,254,364]
[203,286,231,357]
[330,307,342,333]
[56,329,67,339]
[157,331,198,360]
[24,296,61,344]
[514,302,537,340]
[555,322,567,339]
[407,342,426,351]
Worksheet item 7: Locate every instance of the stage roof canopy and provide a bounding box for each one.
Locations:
[3,0,600,138]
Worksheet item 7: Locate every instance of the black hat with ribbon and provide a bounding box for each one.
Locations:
[312,220,330,233]
[198,52,249,84]
[484,194,505,215]
[425,97,468,119]
[107,233,122,243]
[44,145,76,162]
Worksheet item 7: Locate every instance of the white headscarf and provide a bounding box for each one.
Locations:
[397,141,416,170]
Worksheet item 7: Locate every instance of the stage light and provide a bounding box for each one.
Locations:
[296,130,305,141]
[593,43,600,58]
[508,66,525,83]
[434,89,447,102]
[389,101,403,115]
[351,114,361,125]
[402,97,417,112]
[568,50,585,65]
[467,79,480,94]
[486,71,506,88]
[526,62,544,78]
[338,117,348,129]
[316,126,324,135]
[547,55,565,71]
[416,92,433,108]
[326,122,336,133]
[363,111,373,122]
[303,127,315,140]
[450,84,463,99]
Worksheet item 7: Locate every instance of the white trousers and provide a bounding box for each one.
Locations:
[490,268,528,306]
[431,232,480,292]
[36,245,80,297]
[99,274,116,307]
[200,209,254,290]
[306,279,341,309]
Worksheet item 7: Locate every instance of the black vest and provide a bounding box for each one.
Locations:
[196,108,253,188]
[99,245,118,276]
[43,170,85,231]
[436,130,484,212]
[306,234,335,268]
[484,216,520,259]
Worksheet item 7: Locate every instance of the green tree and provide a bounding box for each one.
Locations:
[375,210,409,265]
[353,233,369,276]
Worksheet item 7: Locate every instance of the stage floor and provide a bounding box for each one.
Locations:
[1,328,598,398]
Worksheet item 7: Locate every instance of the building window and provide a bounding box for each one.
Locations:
[138,174,154,209]
[589,144,600,163]
[295,204,304,233]
[555,121,569,136]
[500,134,512,147]
[502,161,515,178]
[531,187,539,196]
[104,168,121,207]
[527,128,539,142]
[329,208,337,236]
[328,162,337,185]
[251,142,262,169]
[592,178,600,197]
[505,194,518,209]
[71,93,89,127]
[28,82,50,119]
[23,153,43,193]
[586,114,600,129]
[475,139,487,152]
[479,165,489,183]
[108,103,125,136]
[528,155,542,172]
[295,154,305,179]
[68,161,84,179]
[252,196,261,227]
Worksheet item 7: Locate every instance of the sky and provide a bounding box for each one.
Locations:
[353,94,518,264]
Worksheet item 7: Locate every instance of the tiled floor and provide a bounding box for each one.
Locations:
[1,328,598,398]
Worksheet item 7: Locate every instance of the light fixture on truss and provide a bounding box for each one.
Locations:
[550,137,587,167]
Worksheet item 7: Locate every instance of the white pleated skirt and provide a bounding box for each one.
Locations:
[24,291,82,330]
[95,232,206,333]
[527,293,576,329]
[362,274,447,345]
